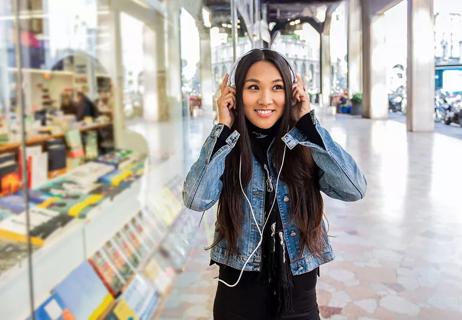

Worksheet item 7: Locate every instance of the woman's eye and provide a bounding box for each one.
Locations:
[273,85,284,90]
[247,85,259,90]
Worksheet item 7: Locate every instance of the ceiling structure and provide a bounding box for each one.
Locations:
[204,0,342,42]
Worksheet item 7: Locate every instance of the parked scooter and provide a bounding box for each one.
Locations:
[436,91,462,126]
[443,102,462,126]
[434,92,451,123]
[388,86,406,113]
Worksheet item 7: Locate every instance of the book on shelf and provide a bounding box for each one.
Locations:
[131,214,156,248]
[52,260,114,320]
[84,131,98,160]
[25,145,48,189]
[95,149,135,169]
[110,298,139,320]
[64,129,84,169]
[98,169,133,188]
[0,208,58,246]
[46,139,67,176]
[17,189,51,204]
[27,293,74,320]
[122,223,148,259]
[117,273,159,320]
[0,194,31,214]
[28,207,74,239]
[0,152,20,196]
[112,231,141,269]
[89,249,126,297]
[142,254,174,295]
[102,240,134,282]
[64,161,114,187]
[38,177,101,198]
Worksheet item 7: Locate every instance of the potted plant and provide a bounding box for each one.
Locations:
[350,92,363,116]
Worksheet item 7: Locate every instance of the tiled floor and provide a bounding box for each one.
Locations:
[156,111,462,319]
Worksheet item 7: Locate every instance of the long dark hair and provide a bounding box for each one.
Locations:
[211,49,324,257]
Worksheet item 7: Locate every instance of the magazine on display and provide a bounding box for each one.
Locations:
[27,294,73,320]
[96,149,136,169]
[111,299,139,320]
[122,224,146,259]
[89,249,126,297]
[52,261,114,320]
[64,161,114,187]
[112,232,141,269]
[118,274,159,320]
[102,240,134,282]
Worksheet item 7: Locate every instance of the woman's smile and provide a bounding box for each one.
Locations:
[254,109,275,118]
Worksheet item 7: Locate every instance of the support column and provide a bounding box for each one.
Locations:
[197,24,214,115]
[406,0,434,131]
[153,11,169,121]
[347,0,363,96]
[142,23,159,122]
[320,16,332,108]
[165,0,182,120]
[362,9,388,118]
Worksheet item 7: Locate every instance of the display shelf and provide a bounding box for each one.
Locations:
[0,179,142,320]
[0,122,113,153]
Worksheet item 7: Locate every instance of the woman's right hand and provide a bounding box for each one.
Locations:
[216,74,236,128]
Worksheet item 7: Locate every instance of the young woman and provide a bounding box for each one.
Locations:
[183,49,367,320]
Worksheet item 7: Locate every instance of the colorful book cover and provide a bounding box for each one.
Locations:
[84,131,99,160]
[37,195,88,218]
[112,232,140,268]
[29,207,73,239]
[102,240,133,282]
[96,149,134,169]
[27,294,75,320]
[131,215,156,248]
[110,299,138,320]
[119,274,159,320]
[0,194,31,214]
[125,221,150,258]
[52,260,114,320]
[65,129,84,160]
[64,161,114,187]
[89,249,126,297]
[38,178,94,198]
[0,208,59,245]
[142,256,173,295]
[98,169,133,187]
[17,189,51,204]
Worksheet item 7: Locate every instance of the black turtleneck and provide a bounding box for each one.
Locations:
[210,112,322,316]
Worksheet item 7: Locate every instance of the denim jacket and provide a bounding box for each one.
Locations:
[183,112,367,275]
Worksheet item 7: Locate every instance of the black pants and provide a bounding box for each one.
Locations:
[213,266,320,320]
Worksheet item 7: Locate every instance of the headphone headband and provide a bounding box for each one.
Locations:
[227,49,296,87]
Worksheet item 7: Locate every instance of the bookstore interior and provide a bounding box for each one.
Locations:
[1,1,196,319]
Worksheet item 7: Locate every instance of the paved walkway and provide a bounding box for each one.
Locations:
[155,112,462,319]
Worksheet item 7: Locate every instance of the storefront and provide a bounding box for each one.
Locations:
[0,0,191,318]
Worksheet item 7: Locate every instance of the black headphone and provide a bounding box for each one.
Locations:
[227,48,297,88]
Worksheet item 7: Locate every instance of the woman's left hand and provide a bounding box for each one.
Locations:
[291,73,311,121]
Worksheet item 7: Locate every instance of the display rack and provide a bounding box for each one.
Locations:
[0,178,142,320]
[0,122,112,153]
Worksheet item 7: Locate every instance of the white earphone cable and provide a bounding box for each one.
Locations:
[217,144,287,287]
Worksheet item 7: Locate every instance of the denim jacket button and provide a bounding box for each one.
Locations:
[290,230,296,237]
[283,195,289,202]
